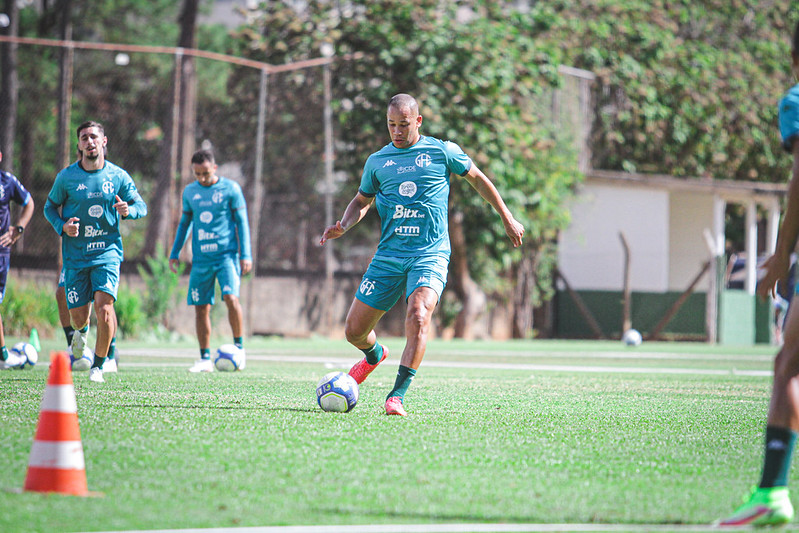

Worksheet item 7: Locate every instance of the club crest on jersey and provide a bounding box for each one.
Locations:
[398,181,417,198]
[102,181,115,195]
[415,153,432,167]
[212,191,224,204]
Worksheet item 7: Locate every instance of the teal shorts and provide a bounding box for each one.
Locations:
[355,254,449,311]
[188,256,240,306]
[64,263,120,309]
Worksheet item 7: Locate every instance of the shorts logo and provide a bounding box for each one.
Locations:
[191,288,200,302]
[199,211,213,224]
[359,278,375,296]
[222,285,233,293]
[398,181,417,197]
[67,289,79,304]
[212,191,224,204]
[415,153,432,167]
[102,181,115,195]
[417,275,429,284]
[88,205,103,217]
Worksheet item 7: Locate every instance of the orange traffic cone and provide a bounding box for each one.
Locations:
[23,351,88,496]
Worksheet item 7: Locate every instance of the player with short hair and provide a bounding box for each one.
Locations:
[717,20,799,527]
[320,93,524,415]
[169,149,252,372]
[44,121,147,383]
[0,151,34,369]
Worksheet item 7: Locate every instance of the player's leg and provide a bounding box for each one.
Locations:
[0,258,14,367]
[384,254,447,416]
[346,257,404,385]
[187,263,215,372]
[718,303,799,526]
[64,267,93,356]
[219,256,244,349]
[86,263,120,383]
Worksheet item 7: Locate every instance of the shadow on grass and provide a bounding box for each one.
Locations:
[116,403,318,413]
[313,505,538,524]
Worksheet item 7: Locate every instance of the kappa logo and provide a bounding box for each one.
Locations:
[222,285,233,293]
[359,278,376,296]
[415,153,432,167]
[193,194,202,200]
[417,275,429,284]
[77,183,87,191]
[383,159,396,168]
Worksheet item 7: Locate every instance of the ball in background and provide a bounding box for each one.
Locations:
[70,347,94,371]
[215,344,245,372]
[11,342,38,368]
[316,371,359,413]
[622,328,643,347]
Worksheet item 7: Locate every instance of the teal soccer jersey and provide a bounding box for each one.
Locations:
[169,177,252,265]
[44,161,147,267]
[358,135,472,258]
[780,84,799,152]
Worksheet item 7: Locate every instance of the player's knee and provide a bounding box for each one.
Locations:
[344,322,368,345]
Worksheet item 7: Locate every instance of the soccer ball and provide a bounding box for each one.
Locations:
[214,344,245,372]
[316,371,359,413]
[70,347,94,371]
[622,328,643,347]
[11,342,37,368]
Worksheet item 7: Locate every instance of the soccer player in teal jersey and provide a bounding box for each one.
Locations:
[44,121,147,383]
[321,94,524,415]
[169,149,252,372]
[717,21,799,527]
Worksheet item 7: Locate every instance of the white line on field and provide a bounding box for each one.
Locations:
[96,523,733,533]
[119,351,772,377]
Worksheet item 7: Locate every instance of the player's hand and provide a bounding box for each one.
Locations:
[0,227,19,247]
[63,217,80,237]
[757,253,790,300]
[320,221,346,245]
[241,259,253,276]
[168,258,180,274]
[504,217,525,248]
[113,195,129,218]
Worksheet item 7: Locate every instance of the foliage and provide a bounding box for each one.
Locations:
[0,278,59,339]
[231,0,581,311]
[529,0,799,180]
[115,283,147,338]
[136,247,185,327]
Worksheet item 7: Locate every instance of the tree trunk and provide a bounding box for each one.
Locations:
[512,251,536,338]
[448,209,486,339]
[0,0,19,167]
[144,0,199,256]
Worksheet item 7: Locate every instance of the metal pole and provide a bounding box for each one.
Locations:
[246,68,268,336]
[322,62,335,333]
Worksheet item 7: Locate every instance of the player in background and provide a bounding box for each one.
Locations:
[320,93,524,415]
[0,151,34,369]
[44,121,147,383]
[56,269,118,372]
[717,20,799,527]
[169,149,252,372]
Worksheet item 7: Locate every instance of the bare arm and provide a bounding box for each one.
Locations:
[0,196,34,247]
[758,140,799,299]
[461,164,525,247]
[320,192,374,245]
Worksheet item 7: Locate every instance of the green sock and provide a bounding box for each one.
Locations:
[386,365,416,400]
[234,337,243,349]
[200,348,211,360]
[760,426,798,488]
[91,355,106,369]
[0,346,7,362]
[361,343,384,365]
[64,326,75,346]
[108,337,116,360]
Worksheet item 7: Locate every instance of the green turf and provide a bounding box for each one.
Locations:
[0,337,791,531]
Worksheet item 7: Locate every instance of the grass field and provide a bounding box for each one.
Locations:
[0,336,794,532]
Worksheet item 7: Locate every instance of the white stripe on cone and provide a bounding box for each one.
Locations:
[27,441,85,470]
[40,385,78,413]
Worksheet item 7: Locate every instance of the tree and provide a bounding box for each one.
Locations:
[231,0,581,337]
